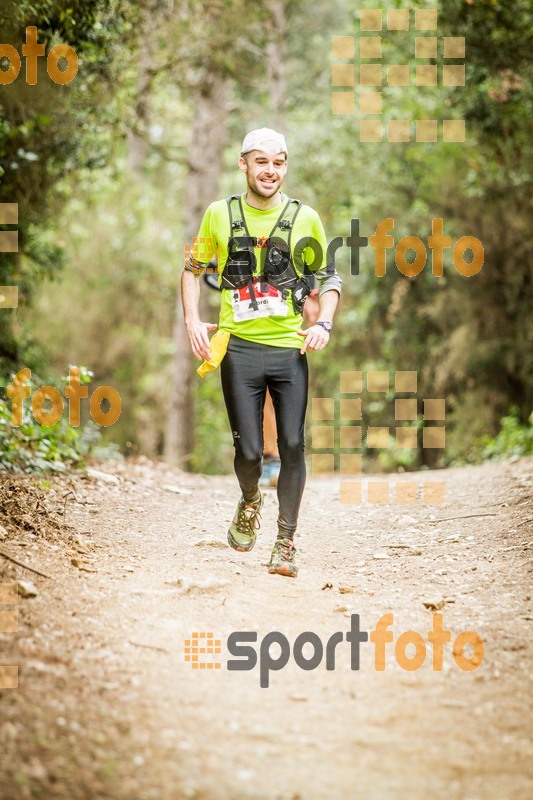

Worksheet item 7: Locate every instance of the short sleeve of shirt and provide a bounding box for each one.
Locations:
[184,204,219,273]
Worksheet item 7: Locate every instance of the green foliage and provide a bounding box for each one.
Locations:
[0,0,137,369]
[481,408,533,461]
[189,374,233,475]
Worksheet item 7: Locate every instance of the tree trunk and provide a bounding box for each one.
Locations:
[126,3,159,179]
[165,69,230,466]
[265,0,287,128]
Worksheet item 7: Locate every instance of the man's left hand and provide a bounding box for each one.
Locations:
[296,325,330,354]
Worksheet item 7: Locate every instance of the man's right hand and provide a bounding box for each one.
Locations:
[186,320,218,360]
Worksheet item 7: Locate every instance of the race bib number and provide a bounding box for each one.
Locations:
[230,280,288,322]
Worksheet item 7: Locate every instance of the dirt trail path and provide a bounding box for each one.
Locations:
[1,459,532,800]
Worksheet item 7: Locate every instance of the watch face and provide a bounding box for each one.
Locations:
[318,321,332,332]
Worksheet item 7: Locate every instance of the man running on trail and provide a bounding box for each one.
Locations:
[182,128,342,578]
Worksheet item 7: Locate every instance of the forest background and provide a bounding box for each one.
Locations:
[0,0,531,475]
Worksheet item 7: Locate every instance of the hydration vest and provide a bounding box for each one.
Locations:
[220,194,313,313]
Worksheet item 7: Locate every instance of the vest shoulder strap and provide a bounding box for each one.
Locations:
[227,194,249,236]
[269,198,303,259]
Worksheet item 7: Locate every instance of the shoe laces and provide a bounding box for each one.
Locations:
[274,537,295,560]
[239,499,262,531]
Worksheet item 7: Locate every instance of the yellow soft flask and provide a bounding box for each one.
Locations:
[197,329,230,377]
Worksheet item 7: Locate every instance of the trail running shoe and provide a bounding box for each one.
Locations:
[259,457,281,488]
[267,537,298,578]
[227,493,263,552]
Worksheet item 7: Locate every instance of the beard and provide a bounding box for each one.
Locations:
[247,174,281,199]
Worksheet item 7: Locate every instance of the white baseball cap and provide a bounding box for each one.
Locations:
[241,127,288,157]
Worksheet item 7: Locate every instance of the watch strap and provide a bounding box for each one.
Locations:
[316,320,332,332]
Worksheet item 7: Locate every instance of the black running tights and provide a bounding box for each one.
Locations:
[220,335,308,535]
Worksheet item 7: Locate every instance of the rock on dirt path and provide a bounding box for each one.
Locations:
[0,458,532,799]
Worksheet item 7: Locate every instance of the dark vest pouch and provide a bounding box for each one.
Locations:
[263,235,294,290]
[221,236,256,289]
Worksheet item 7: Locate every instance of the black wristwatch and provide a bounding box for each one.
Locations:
[316,321,333,333]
